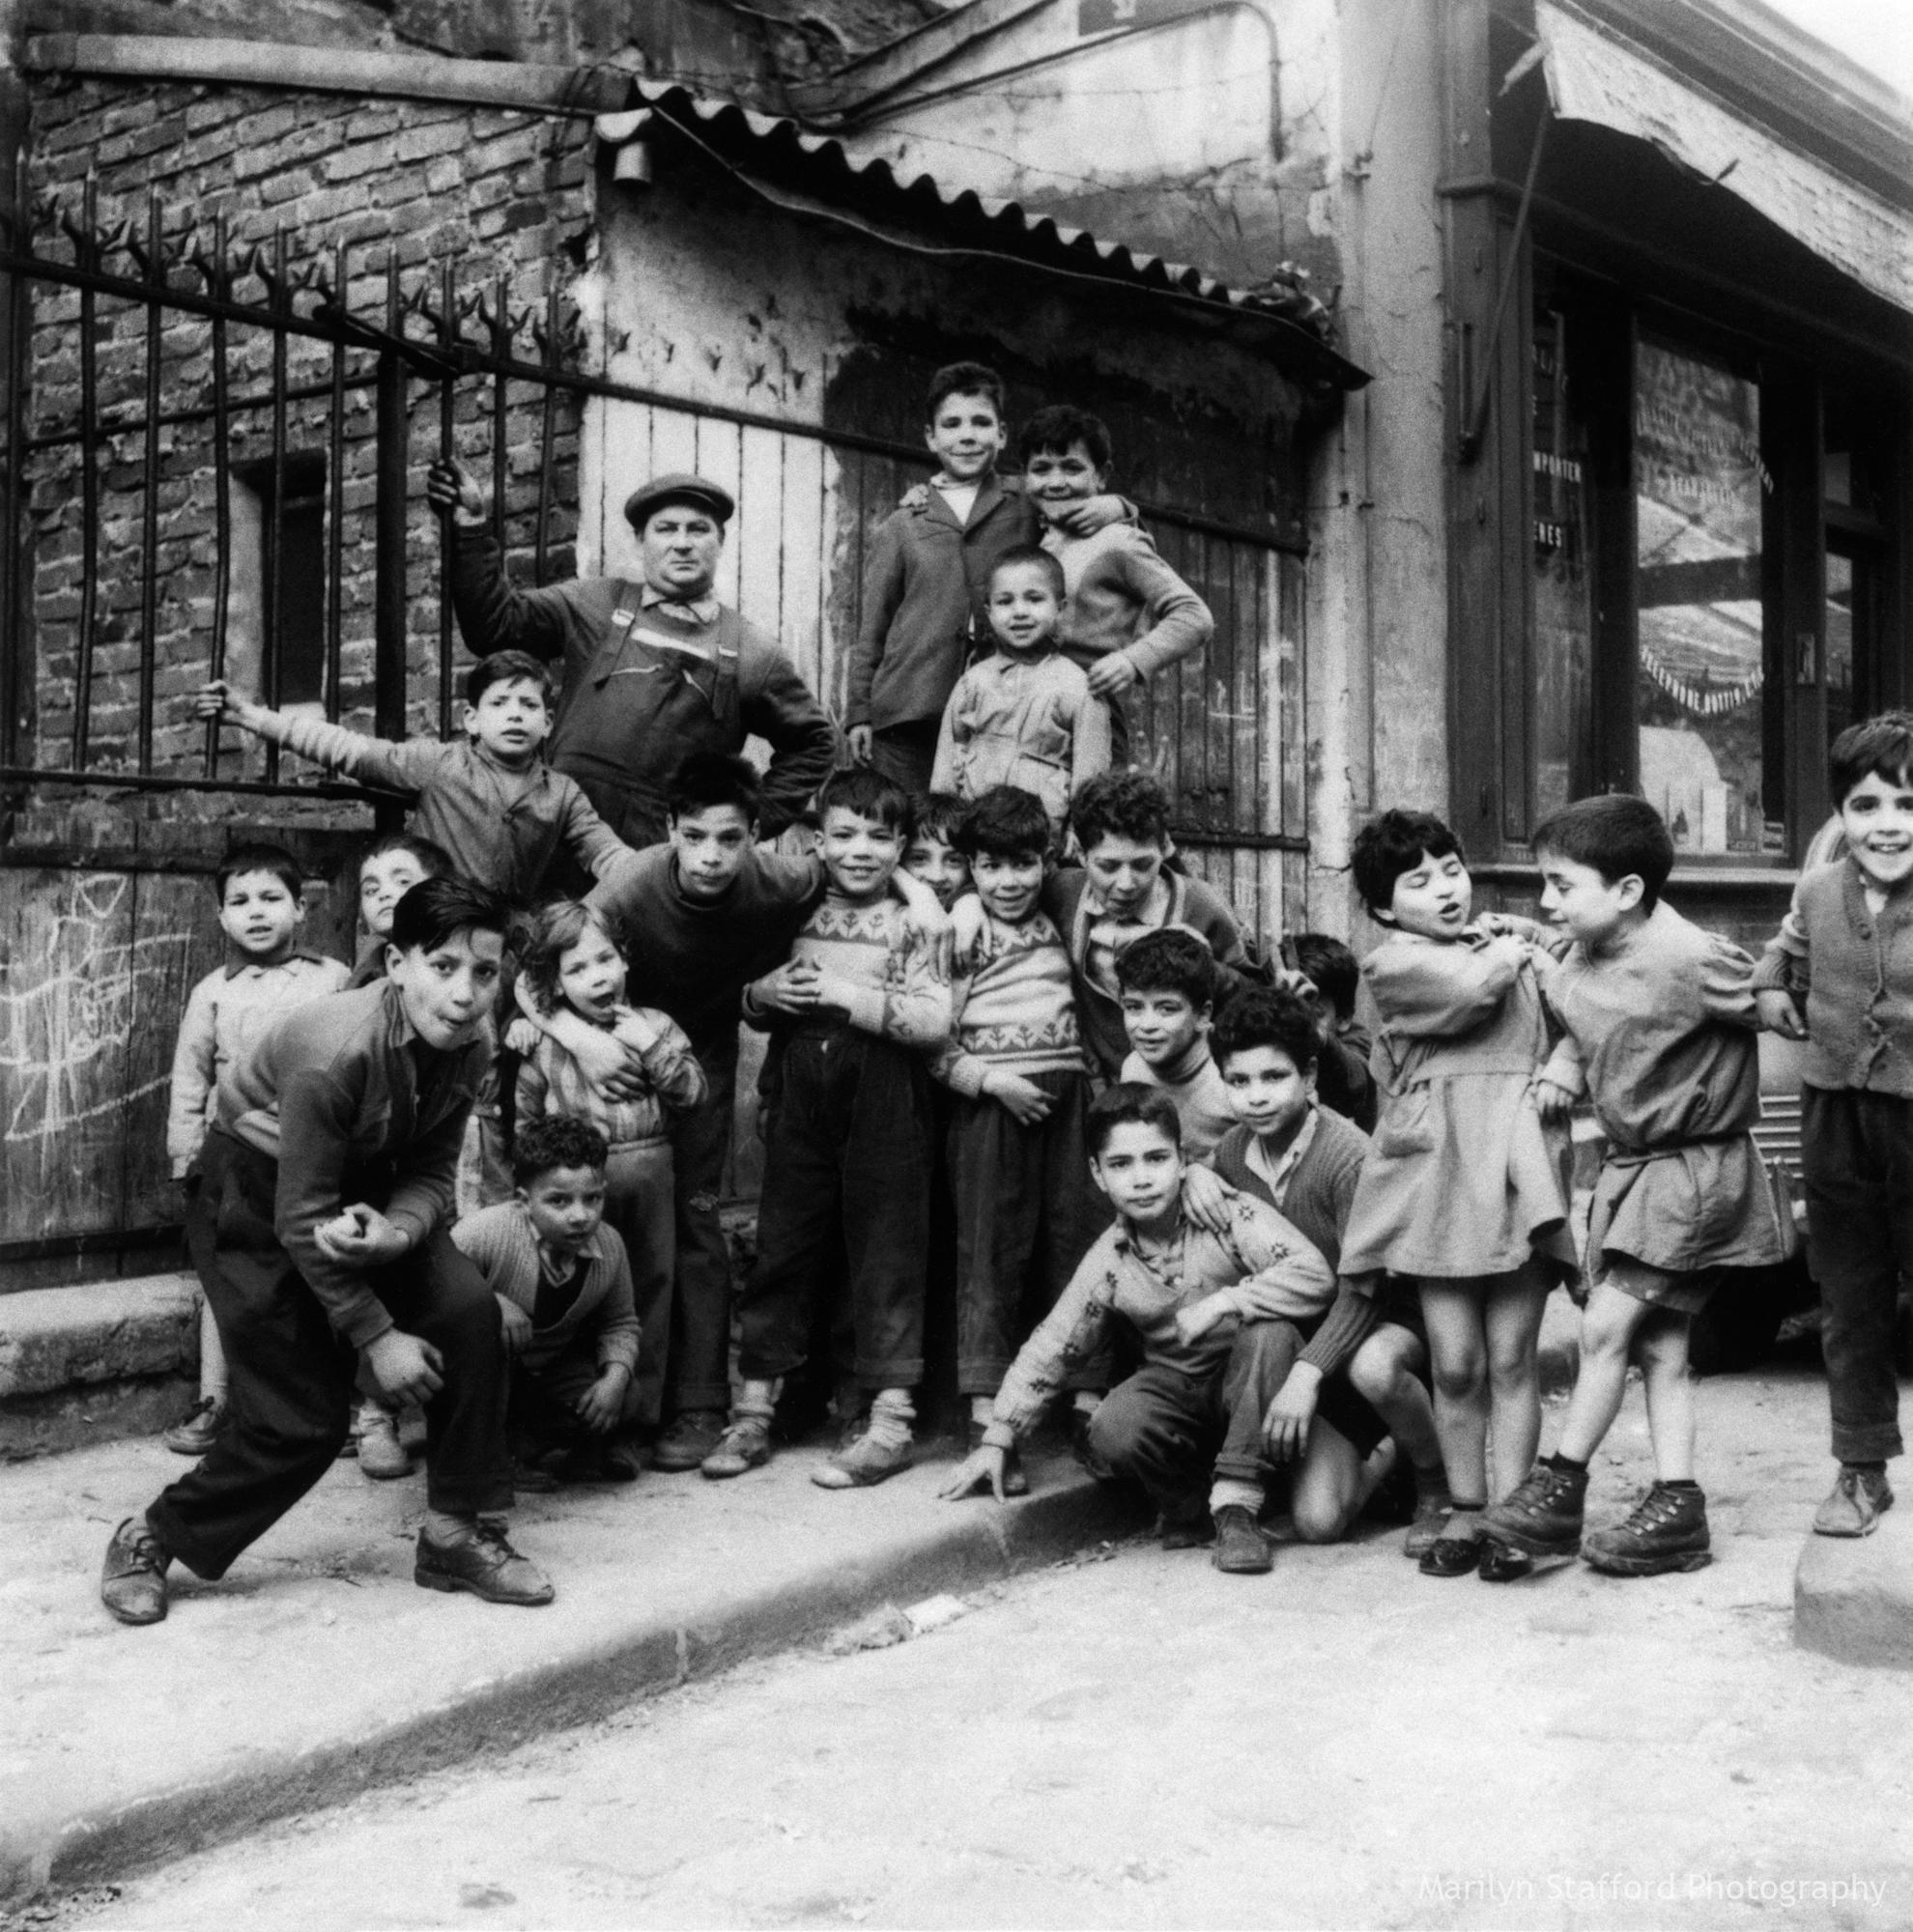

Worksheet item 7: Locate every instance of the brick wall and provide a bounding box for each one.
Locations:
[15,74,593,854]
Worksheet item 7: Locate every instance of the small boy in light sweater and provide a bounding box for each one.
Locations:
[704,766,953,1490]
[453,1116,642,1486]
[931,545,1111,835]
[935,786,1108,1492]
[1117,927,1235,1160]
[162,843,350,1456]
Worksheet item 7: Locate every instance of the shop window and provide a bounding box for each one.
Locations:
[1632,337,1775,858]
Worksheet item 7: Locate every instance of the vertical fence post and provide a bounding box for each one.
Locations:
[263,223,289,785]
[1,147,29,780]
[437,255,456,739]
[535,280,557,586]
[325,238,346,724]
[71,170,100,770]
[204,211,232,777]
[136,186,161,775]
[373,251,408,829]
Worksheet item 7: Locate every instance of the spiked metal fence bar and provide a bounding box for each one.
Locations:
[0,172,1307,919]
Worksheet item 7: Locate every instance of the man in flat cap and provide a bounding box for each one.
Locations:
[429,459,835,850]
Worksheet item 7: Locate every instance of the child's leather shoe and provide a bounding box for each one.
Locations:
[100,1518,170,1625]
[652,1409,727,1472]
[414,1523,554,1605]
[1212,1505,1273,1575]
[1479,1458,1585,1557]
[1582,1482,1710,1577]
[161,1397,226,1458]
[1813,1465,1893,1537]
[700,1415,772,1480]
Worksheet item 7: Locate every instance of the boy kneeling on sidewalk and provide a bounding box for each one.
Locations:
[102,877,552,1624]
[453,1116,642,1489]
[943,1085,1390,1575]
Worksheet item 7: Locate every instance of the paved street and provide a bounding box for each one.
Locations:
[33,1368,1913,1932]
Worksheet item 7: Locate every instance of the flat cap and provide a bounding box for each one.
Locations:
[623,472,735,530]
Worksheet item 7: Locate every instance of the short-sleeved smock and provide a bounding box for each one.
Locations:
[1339,924,1577,1283]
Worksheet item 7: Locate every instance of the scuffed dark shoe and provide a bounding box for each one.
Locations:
[1475,1540,1536,1583]
[1212,1504,1273,1575]
[161,1397,226,1458]
[653,1409,727,1473]
[601,1438,644,1484]
[813,1421,914,1490]
[356,1403,414,1482]
[1159,1502,1214,1550]
[1813,1465,1894,1538]
[101,1518,170,1626]
[1480,1460,1585,1558]
[969,1418,1028,1497]
[700,1415,772,1480]
[1582,1482,1711,1577]
[414,1522,554,1606]
[1418,1524,1486,1577]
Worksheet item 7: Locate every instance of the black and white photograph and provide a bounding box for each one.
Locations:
[1,0,1911,1925]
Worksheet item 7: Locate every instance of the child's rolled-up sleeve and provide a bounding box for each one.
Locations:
[1752,883,1812,997]
[1109,530,1213,679]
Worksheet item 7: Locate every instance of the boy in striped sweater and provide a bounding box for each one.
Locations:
[935,786,1109,1493]
[704,767,953,1489]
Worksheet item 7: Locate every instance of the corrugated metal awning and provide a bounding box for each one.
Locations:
[596,79,1369,390]
[1538,0,1913,315]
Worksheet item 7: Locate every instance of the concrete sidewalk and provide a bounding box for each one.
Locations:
[0,1425,1145,1908]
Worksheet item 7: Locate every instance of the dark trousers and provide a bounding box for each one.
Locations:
[149,1130,511,1579]
[947,1068,1109,1394]
[867,719,941,799]
[666,1036,740,1417]
[602,1139,674,1428]
[737,1026,930,1388]
[508,1337,605,1454]
[1803,1085,1913,1463]
[1086,1320,1386,1512]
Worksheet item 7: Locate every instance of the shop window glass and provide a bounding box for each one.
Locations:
[1532,308,1594,821]
[1633,337,1772,857]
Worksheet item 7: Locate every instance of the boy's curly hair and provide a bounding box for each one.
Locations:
[1114,927,1214,1008]
[1212,985,1321,1073]
[907,790,968,848]
[954,784,1050,863]
[926,360,1006,423]
[1070,768,1172,853]
[1291,933,1358,1022]
[818,764,909,834]
[1830,710,1913,809]
[512,1115,610,1186]
[1016,403,1112,472]
[1085,1081,1182,1157]
[215,840,303,903]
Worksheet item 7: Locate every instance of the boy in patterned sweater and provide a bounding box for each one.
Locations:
[703,766,953,1489]
[935,786,1109,1493]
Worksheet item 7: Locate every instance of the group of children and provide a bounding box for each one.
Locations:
[107,356,1913,1620]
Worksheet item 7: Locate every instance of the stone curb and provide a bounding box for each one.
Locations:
[2,1474,1148,1908]
[1792,1512,1913,1669]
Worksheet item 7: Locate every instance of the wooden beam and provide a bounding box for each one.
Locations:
[22,34,633,114]
[785,0,1054,119]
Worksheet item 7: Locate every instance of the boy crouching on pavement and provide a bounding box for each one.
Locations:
[453,1116,642,1489]
[945,1085,1387,1577]
[101,877,552,1625]
[702,766,953,1490]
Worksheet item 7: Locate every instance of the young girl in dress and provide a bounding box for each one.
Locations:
[517,902,707,1440]
[1339,810,1578,1579]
